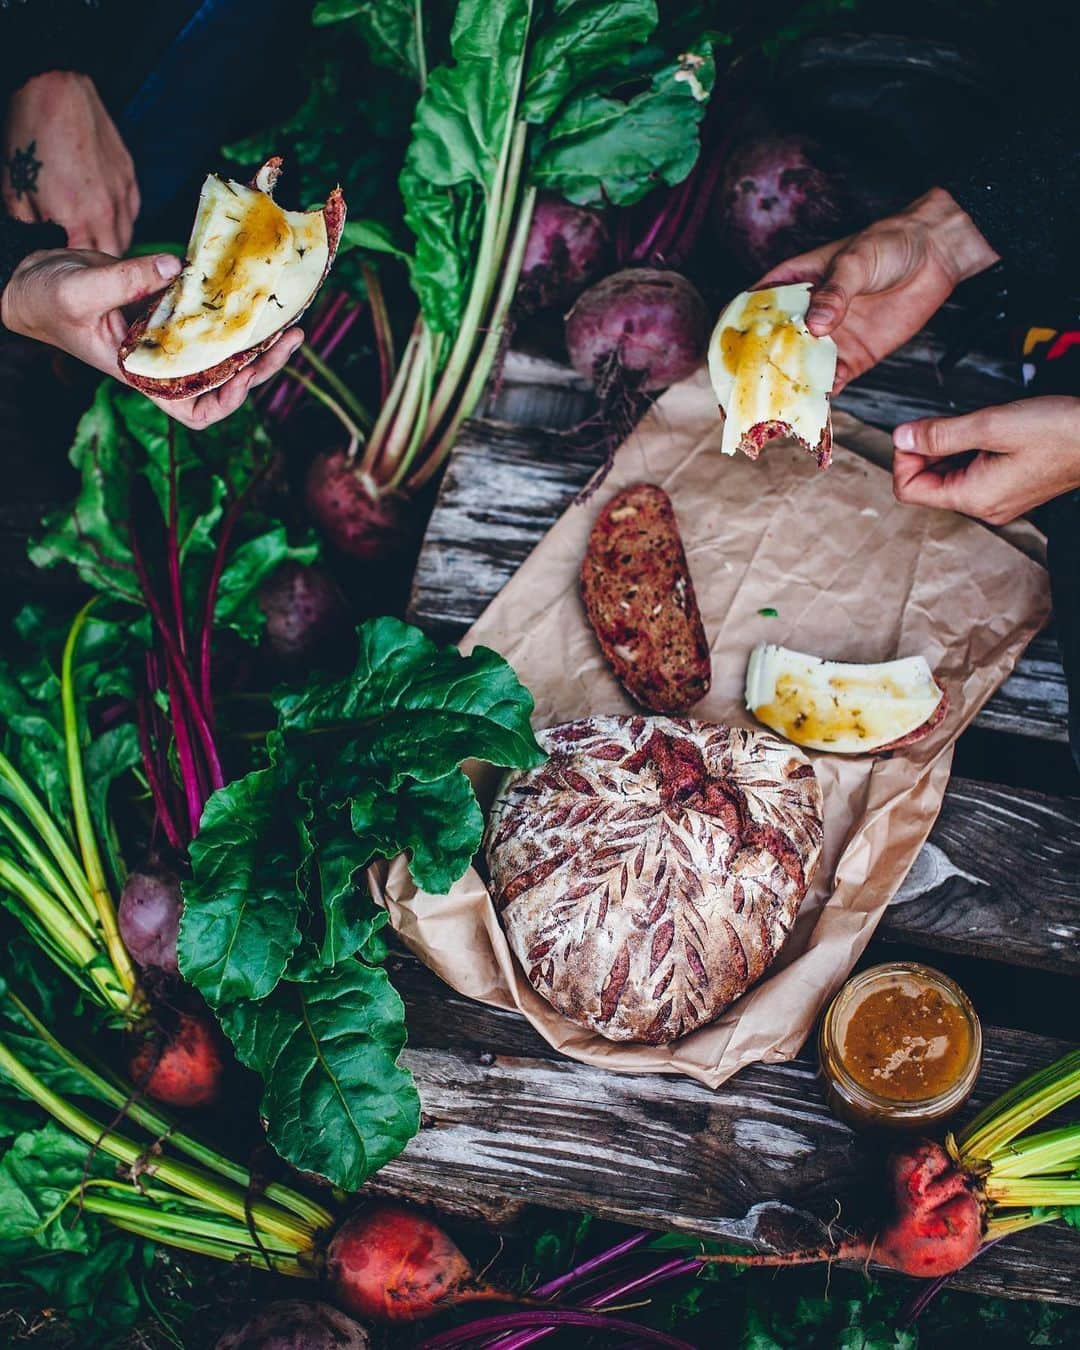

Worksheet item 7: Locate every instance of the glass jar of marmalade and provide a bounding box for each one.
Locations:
[818,962,982,1130]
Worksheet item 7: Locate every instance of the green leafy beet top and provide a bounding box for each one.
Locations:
[179,617,545,1189]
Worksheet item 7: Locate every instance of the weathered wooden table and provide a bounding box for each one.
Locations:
[372,334,1080,1305]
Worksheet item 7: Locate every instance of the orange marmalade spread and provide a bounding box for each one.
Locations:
[818,963,982,1129]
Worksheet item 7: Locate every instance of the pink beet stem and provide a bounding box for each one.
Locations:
[134,682,182,852]
[530,1233,652,1301]
[419,1310,697,1350]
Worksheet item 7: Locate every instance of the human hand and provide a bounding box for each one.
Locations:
[758,188,1000,391]
[892,397,1080,525]
[3,71,139,254]
[0,249,303,429]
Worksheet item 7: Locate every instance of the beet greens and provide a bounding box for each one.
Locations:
[273,0,714,558]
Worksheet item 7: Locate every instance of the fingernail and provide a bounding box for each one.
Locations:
[156,255,182,279]
[893,424,915,451]
[806,306,830,330]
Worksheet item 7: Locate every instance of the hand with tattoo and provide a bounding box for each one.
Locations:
[1,250,303,429]
[3,71,139,253]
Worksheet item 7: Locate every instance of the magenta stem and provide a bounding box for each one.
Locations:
[198,492,245,727]
[166,425,187,659]
[494,1257,703,1350]
[135,683,182,852]
[130,523,224,795]
[276,299,364,423]
[264,290,346,414]
[419,1311,696,1350]
[530,1233,653,1301]
[165,657,205,839]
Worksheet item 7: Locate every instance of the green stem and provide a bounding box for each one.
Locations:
[412,0,427,90]
[987,1125,1080,1180]
[104,1217,312,1276]
[282,369,365,455]
[0,1034,315,1251]
[985,1178,1080,1207]
[408,183,537,492]
[299,344,373,429]
[0,806,97,936]
[82,1196,300,1254]
[985,1209,1061,1241]
[0,859,128,1013]
[61,602,138,1002]
[359,323,420,480]
[0,751,98,923]
[424,115,528,436]
[5,992,334,1232]
[959,1051,1080,1162]
[387,326,435,489]
[372,325,429,478]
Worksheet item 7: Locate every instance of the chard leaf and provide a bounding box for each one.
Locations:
[179,754,309,1007]
[218,963,418,1189]
[340,218,412,260]
[522,0,658,123]
[349,770,483,895]
[0,1119,143,1332]
[0,1122,107,1253]
[399,0,530,334]
[214,527,319,645]
[531,41,715,206]
[277,617,544,776]
[28,384,140,605]
[314,0,426,84]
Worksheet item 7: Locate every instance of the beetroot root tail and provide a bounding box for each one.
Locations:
[698,1241,868,1268]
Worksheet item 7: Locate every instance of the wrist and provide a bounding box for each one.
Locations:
[0,251,51,337]
[908,187,1000,284]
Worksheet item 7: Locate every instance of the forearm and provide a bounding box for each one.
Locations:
[941,116,1080,288]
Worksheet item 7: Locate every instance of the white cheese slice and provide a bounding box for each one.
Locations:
[745,643,945,754]
[123,175,329,380]
[708,283,837,458]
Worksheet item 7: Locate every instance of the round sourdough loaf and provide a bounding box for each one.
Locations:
[485,716,824,1044]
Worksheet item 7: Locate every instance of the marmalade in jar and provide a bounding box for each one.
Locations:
[818,963,982,1130]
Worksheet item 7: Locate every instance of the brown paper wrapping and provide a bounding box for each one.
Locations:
[373,368,1051,1087]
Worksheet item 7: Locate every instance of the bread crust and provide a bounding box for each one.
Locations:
[485,716,824,1044]
[581,484,711,713]
[734,414,833,469]
[118,163,346,400]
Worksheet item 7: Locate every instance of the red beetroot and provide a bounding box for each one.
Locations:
[304,450,410,561]
[698,1141,984,1280]
[258,561,347,663]
[215,1300,370,1350]
[118,870,182,973]
[712,130,845,276]
[518,194,609,312]
[565,269,708,394]
[128,1010,225,1109]
[327,1204,515,1323]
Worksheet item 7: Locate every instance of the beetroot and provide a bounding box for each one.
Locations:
[214,1301,370,1350]
[304,450,410,561]
[565,269,708,394]
[712,130,845,276]
[697,1141,985,1279]
[327,1204,513,1323]
[128,1010,225,1109]
[258,562,347,662]
[118,870,182,973]
[518,194,609,312]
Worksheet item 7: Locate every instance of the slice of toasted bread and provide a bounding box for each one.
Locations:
[581,483,711,713]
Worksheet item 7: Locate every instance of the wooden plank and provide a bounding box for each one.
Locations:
[881,777,1080,973]
[369,951,1080,1304]
[408,423,1068,743]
